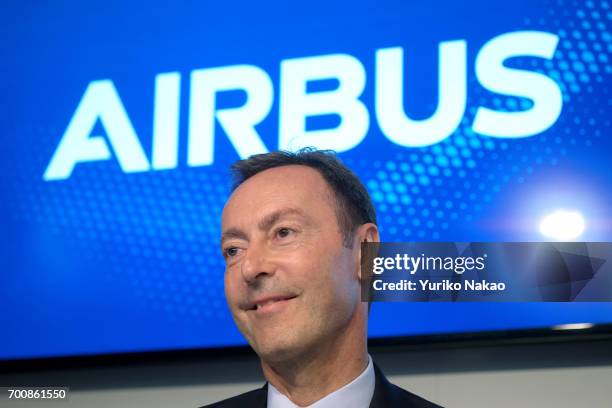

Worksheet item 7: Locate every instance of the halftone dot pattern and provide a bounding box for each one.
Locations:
[5,0,611,324]
[358,0,611,242]
[6,146,231,323]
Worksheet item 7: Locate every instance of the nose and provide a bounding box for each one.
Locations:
[241,241,274,284]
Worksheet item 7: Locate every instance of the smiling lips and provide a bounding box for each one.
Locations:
[246,294,297,314]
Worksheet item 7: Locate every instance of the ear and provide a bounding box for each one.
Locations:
[356,222,380,245]
[355,223,379,280]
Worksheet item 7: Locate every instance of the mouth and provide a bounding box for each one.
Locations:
[246,294,298,315]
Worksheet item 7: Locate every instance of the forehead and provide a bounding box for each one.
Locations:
[222,165,335,225]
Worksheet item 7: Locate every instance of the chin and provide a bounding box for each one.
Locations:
[253,335,307,364]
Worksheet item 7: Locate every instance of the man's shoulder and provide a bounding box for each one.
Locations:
[198,362,442,408]
[198,385,267,408]
[378,379,443,408]
[371,363,443,408]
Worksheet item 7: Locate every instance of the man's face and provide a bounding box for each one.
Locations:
[221,165,363,363]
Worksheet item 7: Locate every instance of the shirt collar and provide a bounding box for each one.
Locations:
[267,355,375,408]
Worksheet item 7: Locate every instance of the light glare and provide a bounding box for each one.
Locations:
[552,323,594,331]
[539,210,585,241]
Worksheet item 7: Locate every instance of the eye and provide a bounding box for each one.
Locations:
[276,227,294,239]
[224,247,241,258]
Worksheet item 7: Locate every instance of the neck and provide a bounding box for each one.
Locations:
[261,307,368,406]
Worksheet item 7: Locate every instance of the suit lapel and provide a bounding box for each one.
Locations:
[258,383,268,407]
[369,362,394,408]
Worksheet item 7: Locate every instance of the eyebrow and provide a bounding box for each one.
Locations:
[220,208,310,246]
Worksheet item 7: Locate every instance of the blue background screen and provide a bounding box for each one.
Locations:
[1,0,611,359]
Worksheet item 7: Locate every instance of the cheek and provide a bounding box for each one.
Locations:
[285,245,347,296]
[324,249,361,304]
[284,244,329,276]
[224,270,242,311]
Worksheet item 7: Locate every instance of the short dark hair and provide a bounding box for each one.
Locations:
[230,148,377,248]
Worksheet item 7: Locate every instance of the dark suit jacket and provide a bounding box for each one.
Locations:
[199,362,442,407]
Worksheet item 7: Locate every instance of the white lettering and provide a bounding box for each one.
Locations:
[188,65,272,166]
[279,54,369,152]
[44,30,564,181]
[44,80,149,181]
[152,72,181,170]
[472,31,562,137]
[376,41,467,147]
